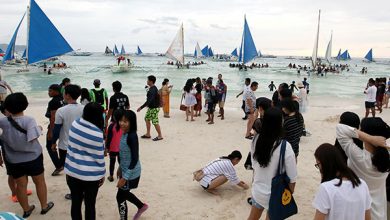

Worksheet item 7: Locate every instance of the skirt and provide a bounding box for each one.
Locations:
[194,93,202,111]
[184,93,197,107]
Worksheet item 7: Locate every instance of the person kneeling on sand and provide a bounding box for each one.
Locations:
[194,150,249,194]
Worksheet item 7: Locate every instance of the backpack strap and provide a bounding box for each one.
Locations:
[7,116,27,134]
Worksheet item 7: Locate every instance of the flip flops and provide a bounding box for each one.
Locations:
[140,135,151,139]
[152,137,163,141]
[23,205,35,218]
[40,201,54,215]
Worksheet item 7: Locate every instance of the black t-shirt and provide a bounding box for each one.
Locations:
[141,85,160,109]
[45,95,64,119]
[109,92,130,110]
[377,84,386,95]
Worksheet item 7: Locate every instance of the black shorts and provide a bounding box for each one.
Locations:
[7,154,44,179]
[365,101,375,109]
[207,103,215,113]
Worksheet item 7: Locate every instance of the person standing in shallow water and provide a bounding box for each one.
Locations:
[116,110,148,220]
[137,75,163,141]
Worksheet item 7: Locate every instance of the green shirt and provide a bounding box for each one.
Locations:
[89,88,108,109]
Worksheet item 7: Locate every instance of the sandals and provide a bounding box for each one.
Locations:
[23,205,35,218]
[152,137,163,141]
[41,201,54,215]
[247,197,253,206]
[140,135,151,139]
[245,135,253,140]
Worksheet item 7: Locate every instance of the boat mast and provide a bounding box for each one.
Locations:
[26,0,31,65]
[312,9,321,69]
[181,23,184,64]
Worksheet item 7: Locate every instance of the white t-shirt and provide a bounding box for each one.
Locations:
[244,90,256,112]
[251,137,298,209]
[336,124,388,220]
[242,85,251,101]
[54,103,84,150]
[313,178,371,220]
[365,85,377,102]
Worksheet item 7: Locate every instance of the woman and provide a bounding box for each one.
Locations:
[0,93,54,218]
[248,107,297,220]
[116,110,148,220]
[336,117,390,220]
[65,102,106,220]
[80,88,91,105]
[281,98,304,157]
[313,143,372,220]
[199,150,249,194]
[333,112,363,163]
[384,77,390,108]
[296,82,308,113]
[0,73,13,103]
[183,82,196,121]
[160,78,173,118]
[194,77,203,117]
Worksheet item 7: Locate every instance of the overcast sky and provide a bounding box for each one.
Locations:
[1,0,389,57]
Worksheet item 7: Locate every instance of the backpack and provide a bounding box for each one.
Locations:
[158,88,164,107]
[92,88,105,105]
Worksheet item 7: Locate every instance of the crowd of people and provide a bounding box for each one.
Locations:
[0,72,389,220]
[229,63,269,70]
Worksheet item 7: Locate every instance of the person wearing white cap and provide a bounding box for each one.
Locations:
[297,82,308,113]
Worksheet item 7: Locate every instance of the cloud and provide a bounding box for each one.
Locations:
[210,24,228,30]
[139,16,178,26]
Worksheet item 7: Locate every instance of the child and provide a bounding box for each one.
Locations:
[105,110,123,182]
[117,110,148,220]
[268,81,276,92]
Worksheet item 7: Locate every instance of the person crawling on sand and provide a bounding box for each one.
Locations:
[196,150,249,195]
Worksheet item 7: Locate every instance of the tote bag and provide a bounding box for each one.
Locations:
[268,140,298,220]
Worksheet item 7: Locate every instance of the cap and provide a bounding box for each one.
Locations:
[93,79,101,85]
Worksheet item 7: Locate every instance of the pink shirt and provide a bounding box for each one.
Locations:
[109,124,122,152]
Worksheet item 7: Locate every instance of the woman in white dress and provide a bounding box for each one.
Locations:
[183,82,197,121]
[297,82,307,113]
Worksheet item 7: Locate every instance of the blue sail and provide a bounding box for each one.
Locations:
[238,16,258,64]
[113,45,119,56]
[336,49,341,60]
[120,45,126,55]
[201,45,209,57]
[27,0,73,64]
[208,47,214,56]
[22,49,26,58]
[231,48,238,57]
[194,48,197,57]
[2,13,25,64]
[347,51,351,60]
[364,49,373,62]
[136,46,142,55]
[340,50,348,60]
[0,48,4,53]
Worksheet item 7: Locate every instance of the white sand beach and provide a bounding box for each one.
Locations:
[0,94,389,219]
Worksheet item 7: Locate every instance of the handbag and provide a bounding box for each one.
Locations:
[180,94,187,111]
[268,140,298,220]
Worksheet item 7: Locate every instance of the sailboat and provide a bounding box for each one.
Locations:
[104,46,113,55]
[238,15,258,65]
[113,45,119,56]
[311,10,321,69]
[325,31,332,64]
[231,48,238,57]
[336,49,341,60]
[120,45,126,55]
[2,0,73,73]
[165,23,185,67]
[136,46,143,56]
[208,47,214,57]
[339,50,351,60]
[194,42,202,58]
[364,49,374,62]
[201,45,209,57]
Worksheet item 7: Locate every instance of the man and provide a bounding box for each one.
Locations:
[244,82,258,139]
[205,79,218,125]
[51,85,84,199]
[45,84,64,176]
[89,79,109,112]
[236,78,251,120]
[137,75,163,141]
[302,78,310,94]
[105,81,130,126]
[364,78,377,118]
[216,74,227,120]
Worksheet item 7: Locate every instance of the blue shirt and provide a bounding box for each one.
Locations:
[120,132,141,180]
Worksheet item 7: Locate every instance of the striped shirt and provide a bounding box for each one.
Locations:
[0,212,24,220]
[283,114,304,155]
[199,158,240,188]
[64,118,105,181]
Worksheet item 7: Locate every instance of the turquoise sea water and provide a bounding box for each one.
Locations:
[1,54,390,102]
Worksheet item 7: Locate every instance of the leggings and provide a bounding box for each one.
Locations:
[67,175,100,220]
[59,149,67,168]
[109,152,119,177]
[116,188,143,220]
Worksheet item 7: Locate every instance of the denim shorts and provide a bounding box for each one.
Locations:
[251,197,264,209]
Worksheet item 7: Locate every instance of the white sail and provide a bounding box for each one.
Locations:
[311,10,321,69]
[195,42,202,58]
[325,31,332,63]
[165,23,184,64]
